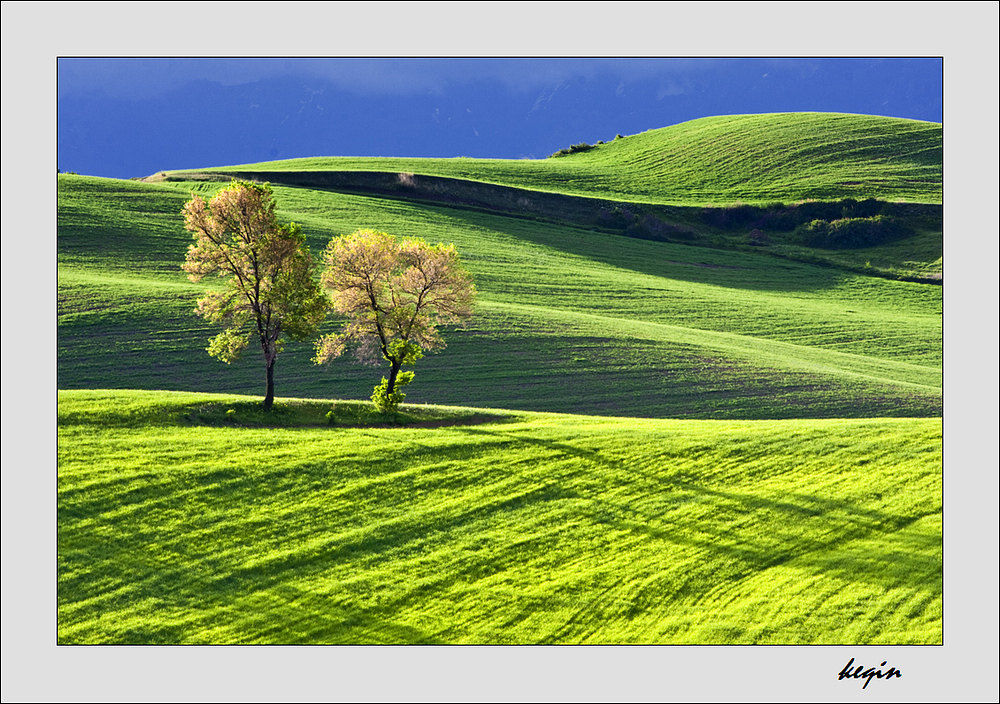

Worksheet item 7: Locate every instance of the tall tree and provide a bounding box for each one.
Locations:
[182,180,327,410]
[313,229,475,411]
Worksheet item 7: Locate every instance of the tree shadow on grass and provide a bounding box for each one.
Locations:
[176,399,513,430]
[453,427,941,594]
[229,585,446,644]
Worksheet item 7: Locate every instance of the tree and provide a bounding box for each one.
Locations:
[182,180,327,410]
[313,229,475,412]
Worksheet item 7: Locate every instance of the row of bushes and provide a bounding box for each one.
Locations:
[794,215,914,249]
[700,198,891,232]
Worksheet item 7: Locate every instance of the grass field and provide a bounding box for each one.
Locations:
[58,390,941,644]
[56,111,943,645]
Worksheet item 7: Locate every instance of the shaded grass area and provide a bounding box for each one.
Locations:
[57,175,941,418]
[58,176,193,278]
[57,389,512,429]
[180,168,941,281]
[56,270,941,419]
[57,390,942,645]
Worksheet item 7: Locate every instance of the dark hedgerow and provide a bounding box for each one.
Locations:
[596,206,696,242]
[794,198,886,222]
[699,198,891,233]
[627,214,697,242]
[701,198,904,232]
[597,205,636,230]
[795,215,913,249]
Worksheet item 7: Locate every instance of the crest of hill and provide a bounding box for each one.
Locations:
[185,112,942,206]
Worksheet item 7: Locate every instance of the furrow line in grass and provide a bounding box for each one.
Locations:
[198,475,577,594]
[58,267,209,292]
[479,299,939,392]
[684,510,942,636]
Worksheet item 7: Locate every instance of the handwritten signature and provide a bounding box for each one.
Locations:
[838,658,902,689]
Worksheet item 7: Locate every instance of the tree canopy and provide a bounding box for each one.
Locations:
[313,228,475,411]
[182,180,327,410]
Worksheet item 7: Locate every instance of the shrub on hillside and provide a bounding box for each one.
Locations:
[700,199,894,234]
[842,198,885,218]
[793,200,847,222]
[371,370,415,414]
[794,198,886,223]
[795,215,912,249]
[549,142,596,158]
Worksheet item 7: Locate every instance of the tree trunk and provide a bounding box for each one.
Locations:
[386,358,401,396]
[263,356,276,411]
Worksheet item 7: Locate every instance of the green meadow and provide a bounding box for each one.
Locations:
[58,391,941,645]
[57,112,943,644]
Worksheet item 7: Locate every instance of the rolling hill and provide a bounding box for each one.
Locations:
[56,111,943,644]
[179,112,943,206]
[58,173,941,417]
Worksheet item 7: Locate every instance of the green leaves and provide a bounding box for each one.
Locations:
[371,370,415,413]
[206,328,251,363]
[387,339,424,366]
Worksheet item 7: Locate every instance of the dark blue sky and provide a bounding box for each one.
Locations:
[58,57,942,179]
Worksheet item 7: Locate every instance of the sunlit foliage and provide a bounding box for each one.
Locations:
[182,180,327,409]
[313,229,475,412]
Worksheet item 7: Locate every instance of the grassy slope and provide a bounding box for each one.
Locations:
[58,390,942,645]
[57,113,943,644]
[57,174,941,418]
[194,113,942,206]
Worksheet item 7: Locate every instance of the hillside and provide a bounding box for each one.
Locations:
[56,110,943,646]
[58,174,941,418]
[58,390,942,644]
[179,112,943,206]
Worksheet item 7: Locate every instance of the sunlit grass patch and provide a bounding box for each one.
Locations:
[58,390,941,645]
[200,113,941,206]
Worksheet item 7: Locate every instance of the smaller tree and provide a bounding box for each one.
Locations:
[313,229,475,412]
[182,180,327,410]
